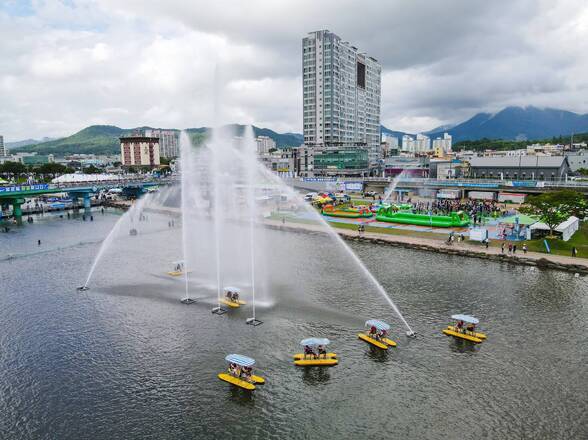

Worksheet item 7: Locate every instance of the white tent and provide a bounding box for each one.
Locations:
[530,216,579,241]
[51,173,121,184]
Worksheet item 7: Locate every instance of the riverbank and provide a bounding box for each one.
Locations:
[92,200,588,274]
[265,219,588,274]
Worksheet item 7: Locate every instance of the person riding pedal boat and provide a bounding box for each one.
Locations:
[456,320,464,333]
[368,325,378,339]
[317,345,327,359]
[225,290,232,300]
[233,291,240,302]
[466,323,475,335]
[303,345,313,359]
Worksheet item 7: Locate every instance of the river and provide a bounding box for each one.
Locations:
[0,208,586,439]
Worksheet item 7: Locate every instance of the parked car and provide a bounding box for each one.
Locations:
[304,192,318,201]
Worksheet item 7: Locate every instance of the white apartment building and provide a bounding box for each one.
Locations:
[382,133,399,149]
[432,133,452,153]
[402,134,431,153]
[120,136,160,168]
[255,135,277,154]
[302,30,381,167]
[0,135,6,157]
[144,129,179,158]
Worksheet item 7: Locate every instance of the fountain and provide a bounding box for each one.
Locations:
[249,153,416,336]
[243,126,263,326]
[381,170,406,204]
[79,196,148,291]
[179,131,197,305]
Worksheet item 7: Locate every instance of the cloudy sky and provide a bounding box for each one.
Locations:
[1,0,587,141]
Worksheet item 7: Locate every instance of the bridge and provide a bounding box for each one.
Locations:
[287,176,588,196]
[0,178,167,224]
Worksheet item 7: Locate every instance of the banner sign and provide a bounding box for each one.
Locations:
[430,181,499,189]
[0,184,49,193]
[344,182,363,191]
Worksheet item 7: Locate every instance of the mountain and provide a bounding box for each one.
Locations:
[12,125,128,156]
[5,137,57,149]
[429,106,588,142]
[12,124,303,157]
[424,124,456,135]
[380,125,410,139]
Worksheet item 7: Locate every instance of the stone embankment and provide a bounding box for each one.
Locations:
[265,220,588,275]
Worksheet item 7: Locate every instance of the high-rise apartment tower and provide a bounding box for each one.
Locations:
[302,30,381,167]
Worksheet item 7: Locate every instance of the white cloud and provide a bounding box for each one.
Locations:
[0,0,587,140]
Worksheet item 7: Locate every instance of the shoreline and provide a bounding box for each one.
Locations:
[264,220,588,275]
[102,201,588,274]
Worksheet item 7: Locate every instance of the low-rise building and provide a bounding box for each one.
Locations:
[120,136,160,168]
[469,156,571,180]
[565,150,588,172]
[311,147,369,177]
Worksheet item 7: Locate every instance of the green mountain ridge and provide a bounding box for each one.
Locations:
[12,124,304,157]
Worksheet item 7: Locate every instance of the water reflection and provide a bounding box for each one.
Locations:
[365,344,390,362]
[448,338,481,354]
[301,367,331,385]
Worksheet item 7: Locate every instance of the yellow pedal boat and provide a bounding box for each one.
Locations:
[358,333,389,349]
[220,298,241,308]
[360,319,396,349]
[293,353,337,360]
[218,373,255,390]
[446,325,487,340]
[294,358,338,367]
[251,375,265,385]
[442,328,483,343]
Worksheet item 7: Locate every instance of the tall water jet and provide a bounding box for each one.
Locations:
[381,170,406,204]
[78,196,147,291]
[210,127,228,315]
[243,126,263,326]
[257,164,416,336]
[179,131,196,304]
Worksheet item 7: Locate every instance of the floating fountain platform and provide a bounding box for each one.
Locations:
[246,317,263,326]
[212,306,227,315]
[406,331,417,338]
[180,297,196,305]
[77,286,89,292]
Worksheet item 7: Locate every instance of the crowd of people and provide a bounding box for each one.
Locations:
[408,198,502,224]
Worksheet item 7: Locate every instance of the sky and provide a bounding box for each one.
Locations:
[1,0,587,141]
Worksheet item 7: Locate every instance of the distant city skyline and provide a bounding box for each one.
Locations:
[0,0,587,141]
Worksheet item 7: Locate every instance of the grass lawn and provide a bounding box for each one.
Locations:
[524,221,588,258]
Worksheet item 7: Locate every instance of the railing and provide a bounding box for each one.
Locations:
[0,177,173,193]
[291,176,588,189]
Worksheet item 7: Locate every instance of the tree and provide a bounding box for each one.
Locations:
[36,162,70,177]
[521,190,587,236]
[0,161,27,178]
[83,164,102,174]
